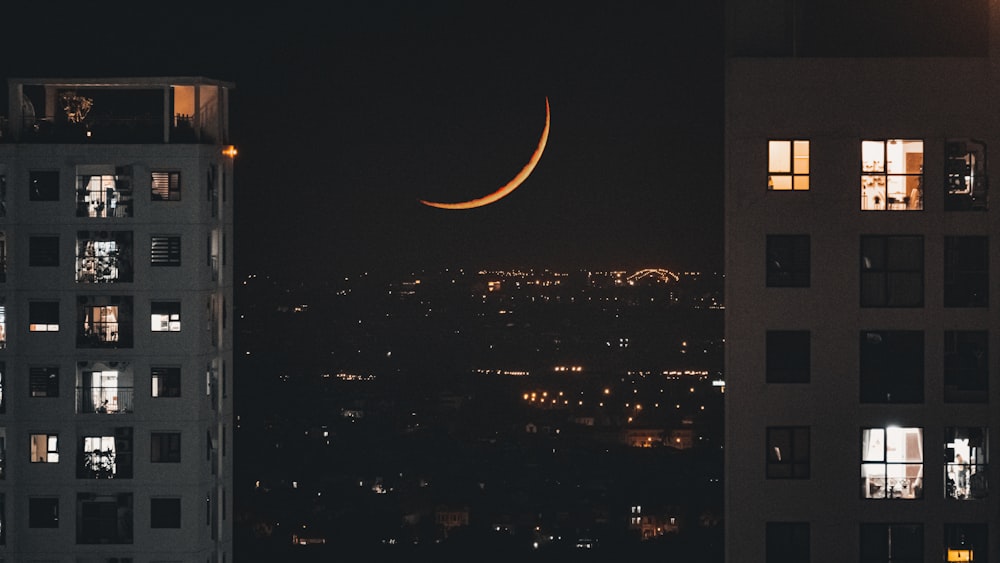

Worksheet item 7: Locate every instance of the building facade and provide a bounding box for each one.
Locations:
[0,77,234,562]
[726,3,1000,562]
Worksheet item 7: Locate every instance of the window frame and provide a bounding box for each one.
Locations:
[860,235,924,308]
[859,330,924,404]
[151,366,181,398]
[944,235,988,307]
[29,170,60,201]
[30,433,60,463]
[150,301,181,332]
[29,300,60,332]
[766,234,811,288]
[861,427,924,500]
[861,139,924,211]
[767,139,810,191]
[151,171,181,201]
[766,330,810,383]
[150,432,181,463]
[28,235,60,267]
[766,426,810,479]
[150,235,181,267]
[29,366,59,397]
[28,497,59,528]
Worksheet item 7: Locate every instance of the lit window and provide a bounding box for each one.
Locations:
[77,296,133,348]
[768,140,809,190]
[75,170,133,218]
[151,301,181,332]
[944,427,988,501]
[766,331,810,383]
[29,366,59,397]
[151,171,181,201]
[79,435,118,479]
[860,235,923,307]
[861,139,923,210]
[860,331,923,403]
[944,331,988,403]
[152,366,181,398]
[945,139,987,211]
[77,363,133,414]
[944,523,986,562]
[767,426,810,479]
[766,235,810,287]
[30,433,59,463]
[76,230,133,283]
[944,236,988,307]
[861,427,923,499]
[29,301,60,332]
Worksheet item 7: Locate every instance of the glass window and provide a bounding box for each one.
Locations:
[29,301,60,332]
[767,235,810,287]
[944,331,988,403]
[944,427,988,500]
[75,171,132,218]
[76,231,133,284]
[77,296,133,349]
[766,331,810,383]
[28,497,59,528]
[861,427,923,499]
[861,235,924,307]
[29,235,59,267]
[945,138,987,211]
[860,523,922,562]
[860,331,923,403]
[29,367,59,397]
[29,171,59,201]
[766,522,809,563]
[30,433,59,463]
[76,363,134,414]
[76,492,132,544]
[151,432,181,463]
[150,302,181,332]
[861,139,923,210]
[150,497,181,528]
[767,426,810,479]
[944,523,987,562]
[151,171,181,201]
[944,236,988,307]
[151,235,181,267]
[151,367,181,397]
[768,140,810,191]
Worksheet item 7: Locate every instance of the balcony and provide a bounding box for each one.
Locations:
[76,387,134,414]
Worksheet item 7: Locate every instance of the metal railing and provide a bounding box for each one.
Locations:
[75,387,134,414]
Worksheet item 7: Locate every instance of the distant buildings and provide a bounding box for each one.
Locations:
[0,77,234,561]
[726,3,998,562]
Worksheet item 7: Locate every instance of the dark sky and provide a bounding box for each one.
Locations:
[1,1,725,278]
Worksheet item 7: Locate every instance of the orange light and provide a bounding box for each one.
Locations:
[222,145,238,158]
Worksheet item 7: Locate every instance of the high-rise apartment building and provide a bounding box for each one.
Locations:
[0,77,234,562]
[726,3,998,562]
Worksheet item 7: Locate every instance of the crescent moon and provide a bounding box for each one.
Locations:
[419,97,550,209]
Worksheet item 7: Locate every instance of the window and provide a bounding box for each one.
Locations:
[944,523,987,562]
[944,236,988,307]
[0,174,6,216]
[0,428,6,479]
[767,426,810,479]
[29,236,59,267]
[30,170,59,201]
[944,331,988,403]
[766,331,810,383]
[860,235,923,307]
[30,433,59,463]
[861,139,923,210]
[75,171,133,218]
[77,296,133,348]
[77,428,131,480]
[766,235,810,287]
[29,367,59,397]
[0,363,5,413]
[861,427,923,500]
[944,427,988,500]
[860,523,922,562]
[29,301,59,332]
[77,362,134,414]
[151,432,181,463]
[768,140,809,190]
[766,522,809,563]
[150,302,181,332]
[152,367,180,397]
[28,497,59,528]
[860,331,923,403]
[151,171,181,201]
[151,236,181,266]
[945,138,987,211]
[150,498,181,528]
[0,231,7,282]
[76,493,132,544]
[76,231,133,283]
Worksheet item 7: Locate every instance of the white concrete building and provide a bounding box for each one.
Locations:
[0,77,234,562]
[725,3,1000,562]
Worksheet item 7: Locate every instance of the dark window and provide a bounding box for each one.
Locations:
[944,331,988,403]
[860,331,923,403]
[151,432,181,462]
[861,235,923,307]
[767,426,810,479]
[150,497,181,528]
[151,236,181,266]
[28,497,59,527]
[859,523,922,562]
[77,492,133,544]
[29,235,59,267]
[766,522,809,563]
[152,367,181,397]
[767,235,810,287]
[29,366,59,397]
[29,301,60,332]
[766,331,810,383]
[29,170,59,201]
[944,523,987,561]
[945,138,987,211]
[151,171,181,201]
[944,236,988,307]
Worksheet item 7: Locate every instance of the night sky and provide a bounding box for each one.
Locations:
[1,1,725,278]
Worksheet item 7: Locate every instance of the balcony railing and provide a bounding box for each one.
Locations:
[76,386,134,414]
